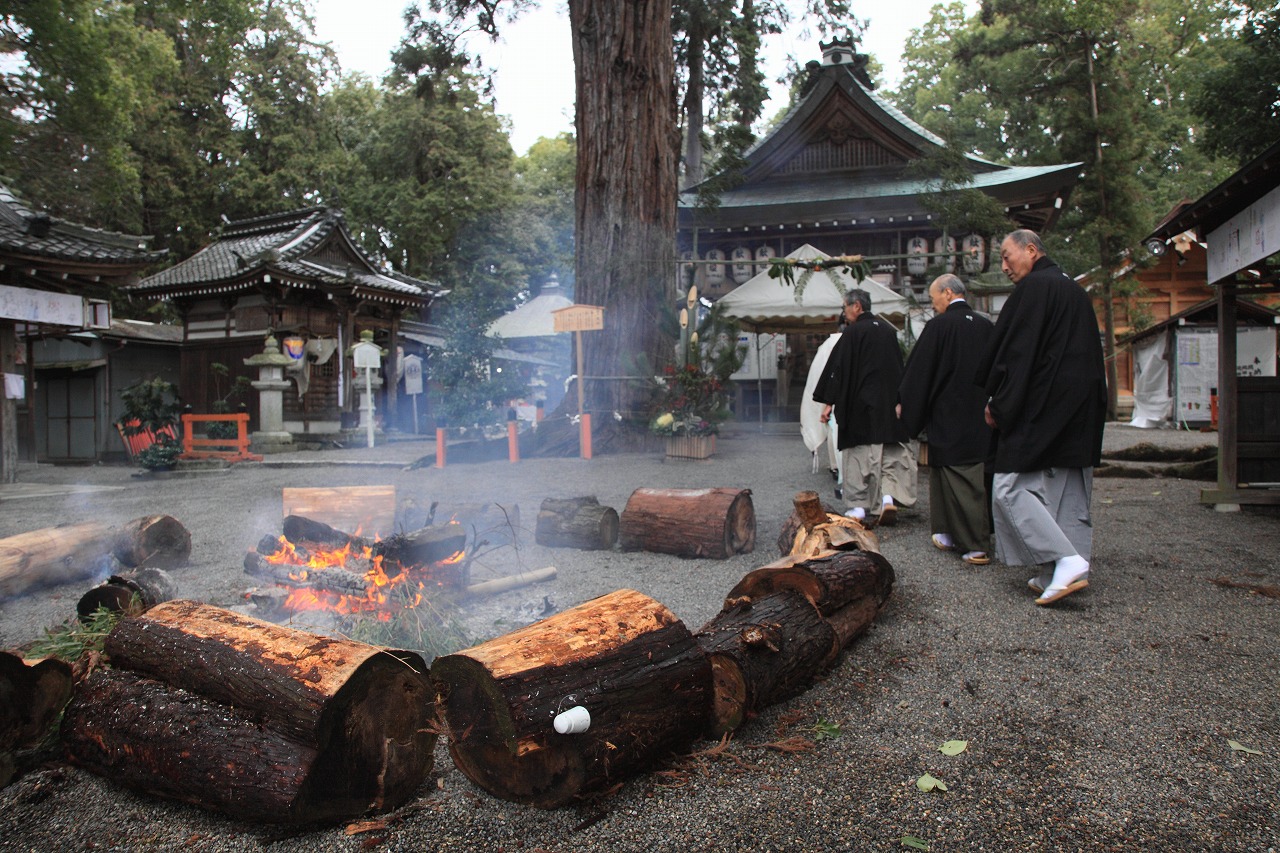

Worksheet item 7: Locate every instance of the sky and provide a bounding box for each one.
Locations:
[311,1,961,156]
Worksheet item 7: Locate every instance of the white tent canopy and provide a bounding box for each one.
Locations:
[715,243,912,334]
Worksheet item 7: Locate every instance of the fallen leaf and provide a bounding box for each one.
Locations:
[901,836,931,851]
[1151,490,1161,495]
[916,772,947,792]
[939,739,968,756]
[1228,739,1263,756]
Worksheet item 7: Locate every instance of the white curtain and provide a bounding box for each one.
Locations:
[1129,333,1172,428]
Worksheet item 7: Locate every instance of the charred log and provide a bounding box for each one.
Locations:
[535,497,618,550]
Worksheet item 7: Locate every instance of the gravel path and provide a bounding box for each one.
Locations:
[1,424,1276,852]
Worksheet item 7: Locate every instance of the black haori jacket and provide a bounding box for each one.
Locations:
[898,300,995,468]
[813,313,908,449]
[975,256,1108,473]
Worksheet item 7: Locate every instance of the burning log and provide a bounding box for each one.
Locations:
[77,567,176,620]
[0,652,73,788]
[244,551,371,596]
[0,515,190,601]
[431,589,711,808]
[725,550,895,619]
[282,514,370,551]
[695,590,838,736]
[373,522,467,575]
[63,600,435,824]
[618,487,755,559]
[534,497,618,550]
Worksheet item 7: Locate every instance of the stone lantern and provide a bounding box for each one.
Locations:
[244,332,294,452]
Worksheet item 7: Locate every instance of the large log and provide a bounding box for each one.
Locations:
[431,588,711,808]
[0,652,73,788]
[618,487,755,558]
[0,522,116,600]
[534,497,618,550]
[76,567,176,620]
[696,590,838,736]
[373,522,468,570]
[64,600,435,823]
[0,515,191,601]
[725,550,895,617]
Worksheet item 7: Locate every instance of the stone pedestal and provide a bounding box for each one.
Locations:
[244,334,295,453]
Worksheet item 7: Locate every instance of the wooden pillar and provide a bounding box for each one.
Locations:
[386,315,400,429]
[1212,282,1240,510]
[0,320,17,484]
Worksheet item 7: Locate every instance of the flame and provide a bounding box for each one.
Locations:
[261,531,458,617]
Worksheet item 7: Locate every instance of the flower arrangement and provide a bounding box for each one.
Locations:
[647,303,745,438]
[649,363,727,436]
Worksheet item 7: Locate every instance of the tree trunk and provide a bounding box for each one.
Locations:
[535,496,619,550]
[372,522,468,575]
[431,588,710,808]
[725,550,895,618]
[618,487,755,558]
[695,589,838,736]
[0,652,73,788]
[77,567,176,620]
[568,0,678,418]
[64,600,435,823]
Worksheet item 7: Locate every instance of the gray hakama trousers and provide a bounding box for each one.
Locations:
[931,462,990,554]
[991,468,1094,566]
[842,441,917,512]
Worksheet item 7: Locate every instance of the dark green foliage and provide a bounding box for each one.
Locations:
[1191,3,1280,163]
[117,377,181,436]
[429,314,528,432]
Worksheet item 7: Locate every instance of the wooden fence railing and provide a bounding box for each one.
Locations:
[179,413,263,463]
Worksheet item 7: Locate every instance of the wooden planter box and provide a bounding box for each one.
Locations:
[665,434,716,460]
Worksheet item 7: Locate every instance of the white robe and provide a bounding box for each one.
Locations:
[800,333,843,476]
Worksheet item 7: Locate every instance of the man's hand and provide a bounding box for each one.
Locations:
[820,404,832,424]
[895,403,902,419]
[984,403,997,429]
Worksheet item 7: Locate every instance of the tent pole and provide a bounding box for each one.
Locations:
[756,334,764,432]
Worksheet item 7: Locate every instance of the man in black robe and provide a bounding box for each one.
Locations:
[898,273,994,565]
[815,289,913,525]
[975,229,1107,605]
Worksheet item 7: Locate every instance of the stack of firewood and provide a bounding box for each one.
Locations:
[5,489,891,821]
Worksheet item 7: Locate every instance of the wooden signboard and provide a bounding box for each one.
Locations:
[552,304,605,333]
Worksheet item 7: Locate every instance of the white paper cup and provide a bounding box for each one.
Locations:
[553,705,591,734]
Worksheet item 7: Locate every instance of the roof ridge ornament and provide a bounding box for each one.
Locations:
[817,36,874,90]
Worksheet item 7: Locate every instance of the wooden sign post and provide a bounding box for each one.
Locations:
[552,304,605,459]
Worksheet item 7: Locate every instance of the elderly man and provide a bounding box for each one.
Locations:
[976,229,1107,605]
[814,289,914,525]
[898,273,994,565]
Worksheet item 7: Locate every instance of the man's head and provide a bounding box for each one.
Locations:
[929,274,966,314]
[1000,229,1046,283]
[843,289,872,323]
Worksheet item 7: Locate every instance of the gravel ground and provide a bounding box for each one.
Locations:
[1,423,1276,853]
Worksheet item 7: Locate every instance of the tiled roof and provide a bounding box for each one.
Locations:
[131,207,441,301]
[0,184,160,266]
[681,163,1082,210]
